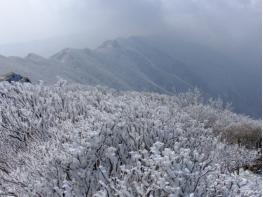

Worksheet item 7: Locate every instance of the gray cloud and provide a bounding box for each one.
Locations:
[0,0,260,53]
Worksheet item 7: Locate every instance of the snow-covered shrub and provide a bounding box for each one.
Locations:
[178,90,261,149]
[0,81,261,196]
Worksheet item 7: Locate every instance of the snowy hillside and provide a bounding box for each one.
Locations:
[0,81,261,196]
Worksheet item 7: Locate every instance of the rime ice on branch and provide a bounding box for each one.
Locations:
[0,80,261,196]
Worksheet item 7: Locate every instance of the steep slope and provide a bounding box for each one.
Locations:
[137,36,261,117]
[94,40,196,93]
[50,39,197,93]
[51,48,132,90]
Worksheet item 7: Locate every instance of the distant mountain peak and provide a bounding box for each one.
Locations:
[50,48,77,62]
[98,40,121,49]
[26,53,45,61]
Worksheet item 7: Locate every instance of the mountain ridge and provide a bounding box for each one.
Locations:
[0,36,260,117]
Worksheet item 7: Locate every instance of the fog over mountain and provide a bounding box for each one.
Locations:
[0,36,260,117]
[0,0,261,118]
[0,0,260,55]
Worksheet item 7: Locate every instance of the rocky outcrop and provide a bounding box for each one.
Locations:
[0,72,31,83]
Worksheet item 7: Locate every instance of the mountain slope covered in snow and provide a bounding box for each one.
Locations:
[0,81,261,196]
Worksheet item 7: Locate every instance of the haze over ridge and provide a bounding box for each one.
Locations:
[0,36,260,118]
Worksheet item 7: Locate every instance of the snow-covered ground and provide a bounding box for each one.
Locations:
[0,81,261,196]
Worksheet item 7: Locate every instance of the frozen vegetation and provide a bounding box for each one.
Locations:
[0,80,261,196]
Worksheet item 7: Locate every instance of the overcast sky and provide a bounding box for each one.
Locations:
[0,0,261,54]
